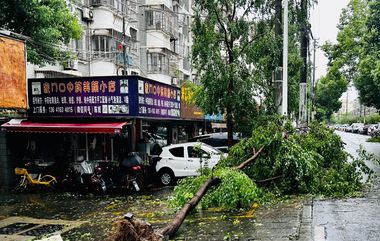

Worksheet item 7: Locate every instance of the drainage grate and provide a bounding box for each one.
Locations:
[0,222,38,235]
[19,224,65,236]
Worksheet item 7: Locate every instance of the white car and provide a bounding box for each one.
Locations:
[155,142,226,186]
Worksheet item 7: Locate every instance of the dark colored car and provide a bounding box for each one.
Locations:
[189,132,241,153]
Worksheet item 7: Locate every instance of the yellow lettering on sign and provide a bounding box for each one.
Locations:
[43,82,50,94]
[75,81,82,93]
[91,81,99,93]
[67,82,74,93]
[83,81,91,93]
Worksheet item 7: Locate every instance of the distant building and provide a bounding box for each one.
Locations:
[337,93,378,118]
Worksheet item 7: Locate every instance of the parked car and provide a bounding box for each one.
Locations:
[345,124,353,132]
[338,124,349,131]
[155,142,226,186]
[368,123,380,136]
[189,132,241,153]
[358,124,369,135]
[143,131,167,147]
[352,123,364,133]
[371,129,380,137]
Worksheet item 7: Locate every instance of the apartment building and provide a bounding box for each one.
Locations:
[139,0,192,85]
[27,0,193,86]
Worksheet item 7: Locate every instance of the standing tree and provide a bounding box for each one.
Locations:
[0,0,82,65]
[321,0,380,111]
[355,0,380,110]
[192,0,269,146]
[315,66,348,121]
[192,0,312,142]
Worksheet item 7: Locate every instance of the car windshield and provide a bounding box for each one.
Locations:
[201,143,222,154]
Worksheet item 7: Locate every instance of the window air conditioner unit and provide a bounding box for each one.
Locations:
[272,67,283,83]
[66,60,79,70]
[171,77,179,86]
[82,8,94,21]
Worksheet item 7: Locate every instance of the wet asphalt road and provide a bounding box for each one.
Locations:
[310,131,380,241]
[1,131,379,241]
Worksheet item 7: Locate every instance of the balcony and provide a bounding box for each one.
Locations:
[145,6,179,39]
[87,0,138,23]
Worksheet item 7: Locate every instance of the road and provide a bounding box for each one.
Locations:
[305,131,380,241]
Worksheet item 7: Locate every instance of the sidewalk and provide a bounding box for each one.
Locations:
[0,190,306,241]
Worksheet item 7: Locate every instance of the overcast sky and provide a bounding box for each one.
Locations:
[310,0,358,99]
[310,0,350,79]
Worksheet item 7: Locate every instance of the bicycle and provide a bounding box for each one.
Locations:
[15,167,57,191]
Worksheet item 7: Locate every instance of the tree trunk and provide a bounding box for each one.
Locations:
[158,178,221,237]
[227,110,234,147]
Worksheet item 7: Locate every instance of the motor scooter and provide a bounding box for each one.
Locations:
[61,161,106,194]
[95,153,144,192]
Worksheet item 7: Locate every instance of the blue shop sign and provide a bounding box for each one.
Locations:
[28,76,181,119]
[204,113,224,121]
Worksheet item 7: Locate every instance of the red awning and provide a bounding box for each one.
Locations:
[1,119,129,134]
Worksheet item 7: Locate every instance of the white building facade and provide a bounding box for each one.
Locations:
[27,0,193,86]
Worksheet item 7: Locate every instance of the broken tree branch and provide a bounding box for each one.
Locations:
[255,175,283,183]
[235,146,264,170]
[109,146,265,241]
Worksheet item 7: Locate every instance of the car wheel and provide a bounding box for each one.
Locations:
[159,169,174,186]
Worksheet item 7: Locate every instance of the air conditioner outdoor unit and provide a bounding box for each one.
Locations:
[272,67,283,83]
[66,60,79,70]
[82,8,94,21]
[171,77,179,86]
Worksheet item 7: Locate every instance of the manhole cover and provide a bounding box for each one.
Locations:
[0,222,38,235]
[19,224,65,236]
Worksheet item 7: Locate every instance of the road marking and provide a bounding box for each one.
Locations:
[314,226,326,241]
[0,217,85,241]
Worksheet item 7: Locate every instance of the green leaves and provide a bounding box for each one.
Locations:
[170,168,260,211]
[322,0,380,110]
[223,119,371,197]
[171,119,374,212]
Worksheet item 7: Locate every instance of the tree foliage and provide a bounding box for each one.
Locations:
[0,0,82,65]
[170,168,260,210]
[192,0,268,144]
[192,0,309,138]
[355,0,380,109]
[315,66,348,120]
[170,118,374,211]
[321,0,380,110]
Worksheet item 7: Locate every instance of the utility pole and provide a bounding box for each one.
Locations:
[283,0,288,117]
[346,86,349,116]
[299,0,308,126]
[274,0,283,115]
[123,16,127,75]
[311,38,317,121]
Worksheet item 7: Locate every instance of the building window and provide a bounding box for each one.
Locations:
[147,53,169,74]
[89,0,126,14]
[92,35,113,58]
[145,10,173,35]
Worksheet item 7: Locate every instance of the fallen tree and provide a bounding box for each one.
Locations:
[107,147,264,241]
[107,118,376,240]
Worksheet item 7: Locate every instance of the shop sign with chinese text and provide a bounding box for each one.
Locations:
[28,76,181,119]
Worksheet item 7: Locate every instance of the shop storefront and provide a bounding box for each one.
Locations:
[1,75,182,187]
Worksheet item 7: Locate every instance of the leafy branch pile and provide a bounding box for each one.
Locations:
[170,117,374,210]
[170,168,260,211]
